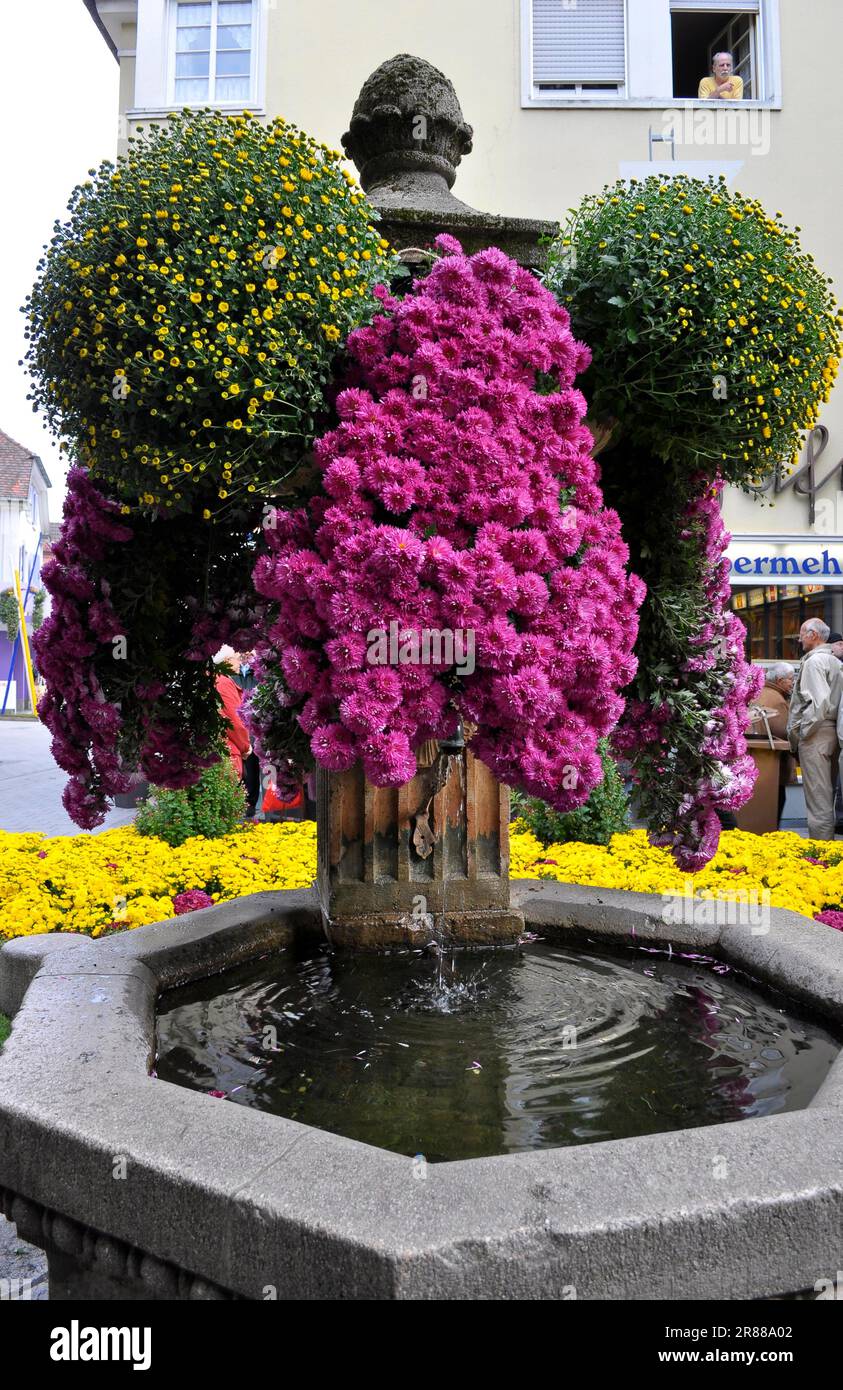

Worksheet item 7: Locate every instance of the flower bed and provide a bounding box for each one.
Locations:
[0,822,315,940]
[1,822,841,941]
[511,825,843,924]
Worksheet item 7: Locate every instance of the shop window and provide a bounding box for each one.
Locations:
[731,587,831,661]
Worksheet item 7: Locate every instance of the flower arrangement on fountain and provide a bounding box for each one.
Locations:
[34,467,264,826]
[545,175,842,867]
[612,478,763,870]
[25,110,395,827]
[249,236,644,811]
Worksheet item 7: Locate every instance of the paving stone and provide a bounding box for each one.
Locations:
[0,1211,48,1300]
[0,719,136,837]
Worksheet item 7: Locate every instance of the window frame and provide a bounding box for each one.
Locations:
[527,0,629,100]
[167,0,257,108]
[130,0,268,117]
[706,10,758,99]
[521,0,782,109]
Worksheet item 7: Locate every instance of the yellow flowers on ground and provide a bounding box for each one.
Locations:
[0,822,316,941]
[0,824,837,943]
[510,825,842,922]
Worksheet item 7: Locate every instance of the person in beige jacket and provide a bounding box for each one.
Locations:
[787,619,843,840]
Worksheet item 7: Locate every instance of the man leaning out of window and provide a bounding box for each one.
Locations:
[699,51,744,100]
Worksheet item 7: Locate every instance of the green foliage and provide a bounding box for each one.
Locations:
[24,108,396,522]
[0,590,19,642]
[0,1013,9,1047]
[511,741,629,846]
[135,756,246,847]
[245,665,314,783]
[32,588,46,631]
[544,174,841,484]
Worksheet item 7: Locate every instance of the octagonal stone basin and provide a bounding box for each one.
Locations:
[1,880,842,1301]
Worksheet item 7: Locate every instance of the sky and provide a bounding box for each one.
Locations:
[0,1,118,519]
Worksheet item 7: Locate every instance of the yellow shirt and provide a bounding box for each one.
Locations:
[698,75,744,100]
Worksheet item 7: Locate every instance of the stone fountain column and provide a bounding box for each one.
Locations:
[317,55,553,949]
[341,53,555,270]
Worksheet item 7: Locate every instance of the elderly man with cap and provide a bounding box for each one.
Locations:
[787,620,843,839]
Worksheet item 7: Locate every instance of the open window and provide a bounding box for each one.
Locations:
[522,0,780,106]
[671,2,760,99]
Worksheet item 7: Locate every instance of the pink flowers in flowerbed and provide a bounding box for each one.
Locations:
[252,237,644,809]
[172,890,215,915]
[815,909,843,932]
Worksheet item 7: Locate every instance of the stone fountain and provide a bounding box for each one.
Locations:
[0,58,841,1304]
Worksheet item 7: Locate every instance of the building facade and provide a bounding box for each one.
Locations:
[0,430,51,713]
[87,0,843,662]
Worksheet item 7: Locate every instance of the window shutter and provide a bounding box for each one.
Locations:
[532,0,626,85]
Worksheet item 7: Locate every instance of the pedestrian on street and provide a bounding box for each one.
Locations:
[829,633,843,832]
[786,620,843,841]
[231,650,260,819]
[213,646,251,781]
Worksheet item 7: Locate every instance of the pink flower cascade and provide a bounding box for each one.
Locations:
[253,237,644,807]
[34,467,135,828]
[34,467,261,828]
[615,479,763,871]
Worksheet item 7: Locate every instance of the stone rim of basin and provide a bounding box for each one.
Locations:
[0,881,842,1301]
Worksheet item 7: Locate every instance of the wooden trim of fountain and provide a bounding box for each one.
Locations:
[317,752,524,949]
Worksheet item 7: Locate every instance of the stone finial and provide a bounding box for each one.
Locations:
[341,53,555,271]
[342,54,474,199]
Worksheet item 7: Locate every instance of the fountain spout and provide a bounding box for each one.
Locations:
[438,719,465,754]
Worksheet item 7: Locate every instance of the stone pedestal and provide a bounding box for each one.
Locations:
[317,751,524,948]
[342,53,556,271]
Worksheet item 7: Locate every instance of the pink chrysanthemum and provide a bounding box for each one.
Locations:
[252,240,643,810]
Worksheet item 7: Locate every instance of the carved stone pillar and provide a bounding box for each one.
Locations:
[342,53,556,271]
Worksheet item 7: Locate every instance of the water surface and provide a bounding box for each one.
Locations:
[155,941,840,1161]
